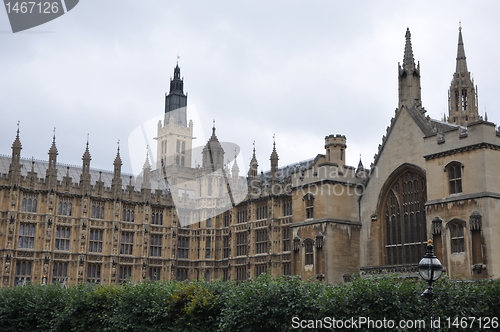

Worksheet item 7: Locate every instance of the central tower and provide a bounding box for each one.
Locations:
[156,63,194,169]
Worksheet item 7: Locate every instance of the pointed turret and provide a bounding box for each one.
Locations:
[46,131,58,189]
[164,62,188,127]
[356,156,364,173]
[111,143,123,198]
[398,28,422,109]
[270,136,279,181]
[80,138,92,192]
[248,142,259,179]
[448,24,480,126]
[456,25,468,74]
[9,124,22,184]
[202,122,225,171]
[142,149,151,191]
[231,150,239,183]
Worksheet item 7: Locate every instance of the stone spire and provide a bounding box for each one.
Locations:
[80,137,92,192]
[456,23,468,74]
[356,155,364,173]
[248,141,258,179]
[202,122,225,171]
[231,149,239,183]
[165,62,188,127]
[398,28,422,109]
[142,148,151,191]
[270,135,279,180]
[111,141,123,198]
[448,24,479,126]
[9,123,22,182]
[46,130,58,189]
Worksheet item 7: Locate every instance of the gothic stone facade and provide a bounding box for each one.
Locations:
[0,27,497,287]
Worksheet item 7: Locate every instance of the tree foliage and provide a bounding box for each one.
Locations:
[0,275,499,332]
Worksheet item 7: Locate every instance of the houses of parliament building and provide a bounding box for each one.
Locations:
[1,26,499,287]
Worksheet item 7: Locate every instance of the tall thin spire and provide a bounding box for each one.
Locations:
[448,24,479,126]
[9,122,22,183]
[112,141,123,198]
[398,28,421,109]
[402,28,416,72]
[456,22,468,74]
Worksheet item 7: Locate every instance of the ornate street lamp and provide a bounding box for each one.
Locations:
[418,239,443,332]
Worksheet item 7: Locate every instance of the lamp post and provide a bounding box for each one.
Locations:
[418,239,443,332]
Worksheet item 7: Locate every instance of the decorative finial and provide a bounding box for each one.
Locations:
[53,127,56,140]
[16,121,20,133]
[459,21,462,31]
[253,140,256,153]
[177,55,180,65]
[117,139,120,152]
[213,119,215,128]
[273,133,276,147]
[86,133,89,144]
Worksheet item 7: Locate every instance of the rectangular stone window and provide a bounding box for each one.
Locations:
[151,208,163,225]
[236,232,247,256]
[55,226,70,251]
[119,265,132,283]
[14,260,32,286]
[223,236,230,258]
[89,229,103,253]
[177,237,189,259]
[149,267,161,281]
[87,263,101,283]
[256,203,268,220]
[122,205,135,222]
[91,201,105,219]
[18,223,35,249]
[283,227,291,252]
[57,198,72,216]
[21,194,37,213]
[150,234,162,257]
[120,232,134,255]
[52,262,68,285]
[255,229,267,254]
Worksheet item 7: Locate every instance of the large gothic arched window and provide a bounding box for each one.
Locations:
[380,166,427,266]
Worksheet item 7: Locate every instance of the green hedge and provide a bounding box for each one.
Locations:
[0,275,499,331]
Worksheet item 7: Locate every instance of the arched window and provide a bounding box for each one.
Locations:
[380,166,427,265]
[176,140,180,153]
[446,162,463,194]
[181,141,186,154]
[304,238,314,265]
[175,155,180,165]
[303,193,314,219]
[448,220,465,253]
[181,156,185,166]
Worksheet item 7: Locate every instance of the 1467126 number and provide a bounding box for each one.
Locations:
[5,2,59,14]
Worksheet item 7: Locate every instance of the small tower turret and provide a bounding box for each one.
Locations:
[80,137,92,193]
[270,136,279,181]
[325,134,347,167]
[448,24,480,126]
[111,142,123,198]
[9,123,22,185]
[398,28,422,109]
[46,131,58,189]
[248,142,258,179]
[202,122,225,171]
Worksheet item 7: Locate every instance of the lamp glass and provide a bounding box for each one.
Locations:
[418,256,443,281]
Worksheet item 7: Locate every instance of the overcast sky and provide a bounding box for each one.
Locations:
[1,1,499,177]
